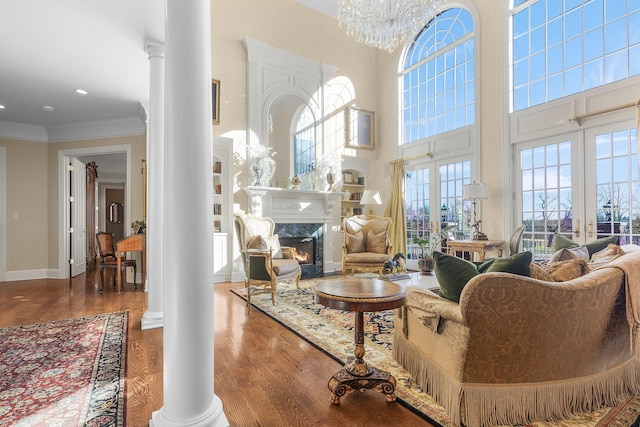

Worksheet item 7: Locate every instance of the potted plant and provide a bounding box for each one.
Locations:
[412,226,454,274]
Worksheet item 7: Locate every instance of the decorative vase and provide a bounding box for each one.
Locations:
[291,175,301,189]
[326,172,335,190]
[418,257,434,274]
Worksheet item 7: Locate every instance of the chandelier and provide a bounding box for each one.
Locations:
[337,0,447,52]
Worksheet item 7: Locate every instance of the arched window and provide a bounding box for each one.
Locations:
[400,8,475,144]
[293,105,315,176]
[512,0,640,111]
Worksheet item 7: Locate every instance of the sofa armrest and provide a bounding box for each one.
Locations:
[405,286,466,325]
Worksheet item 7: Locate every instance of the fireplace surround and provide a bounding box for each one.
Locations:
[243,186,342,277]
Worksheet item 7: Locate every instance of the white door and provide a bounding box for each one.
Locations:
[70,158,86,277]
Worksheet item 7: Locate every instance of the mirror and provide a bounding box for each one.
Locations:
[109,202,124,224]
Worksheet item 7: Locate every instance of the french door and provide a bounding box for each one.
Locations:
[516,119,639,257]
[405,158,471,266]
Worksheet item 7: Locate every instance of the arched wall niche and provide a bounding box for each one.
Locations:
[243,36,337,182]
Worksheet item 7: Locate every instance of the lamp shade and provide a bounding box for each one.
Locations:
[360,190,382,205]
[463,182,487,200]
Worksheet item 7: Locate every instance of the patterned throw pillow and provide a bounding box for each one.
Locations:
[543,258,590,281]
[530,262,554,281]
[548,246,590,263]
[248,234,283,258]
[345,231,366,253]
[366,230,387,254]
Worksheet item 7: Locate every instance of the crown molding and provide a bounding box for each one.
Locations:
[0,121,49,142]
[46,117,146,142]
[0,116,146,143]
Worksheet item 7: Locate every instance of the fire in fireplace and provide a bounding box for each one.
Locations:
[280,236,316,265]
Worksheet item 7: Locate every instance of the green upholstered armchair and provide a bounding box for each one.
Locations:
[234,213,301,312]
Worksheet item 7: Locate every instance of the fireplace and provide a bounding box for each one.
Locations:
[275,223,323,279]
[280,237,316,265]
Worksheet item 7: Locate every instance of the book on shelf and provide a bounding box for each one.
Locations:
[214,220,221,232]
[213,161,222,174]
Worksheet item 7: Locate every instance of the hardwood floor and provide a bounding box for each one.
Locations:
[0,268,433,427]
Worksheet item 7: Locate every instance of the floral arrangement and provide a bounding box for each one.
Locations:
[131,219,146,234]
[412,225,455,258]
[235,143,277,187]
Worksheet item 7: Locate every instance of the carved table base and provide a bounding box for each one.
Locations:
[328,356,397,405]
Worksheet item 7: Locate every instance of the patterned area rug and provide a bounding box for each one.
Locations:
[0,312,128,426]
[232,279,640,427]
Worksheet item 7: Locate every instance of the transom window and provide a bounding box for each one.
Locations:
[401,8,475,144]
[511,0,640,111]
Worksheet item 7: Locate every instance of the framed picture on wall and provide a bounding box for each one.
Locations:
[212,78,220,125]
[346,106,374,150]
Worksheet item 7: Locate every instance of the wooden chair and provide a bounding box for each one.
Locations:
[95,232,137,293]
[234,213,301,312]
[342,214,393,276]
[509,224,525,255]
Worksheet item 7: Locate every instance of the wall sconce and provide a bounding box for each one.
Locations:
[463,182,487,240]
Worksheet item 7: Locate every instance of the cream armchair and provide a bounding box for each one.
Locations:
[342,214,393,276]
[234,213,301,312]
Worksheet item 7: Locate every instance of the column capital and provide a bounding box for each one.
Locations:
[145,40,165,59]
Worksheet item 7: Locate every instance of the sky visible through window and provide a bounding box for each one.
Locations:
[512,0,640,111]
[401,8,474,144]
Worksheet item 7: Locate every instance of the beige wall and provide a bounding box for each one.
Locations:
[0,138,49,271]
[0,134,145,274]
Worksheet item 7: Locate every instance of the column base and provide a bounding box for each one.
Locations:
[150,396,229,427]
[141,311,164,330]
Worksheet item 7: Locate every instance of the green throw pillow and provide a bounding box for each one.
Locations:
[552,233,619,257]
[583,235,619,257]
[552,233,579,253]
[435,251,534,303]
[433,251,478,303]
[483,251,532,276]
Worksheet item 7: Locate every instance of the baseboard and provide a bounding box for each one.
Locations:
[5,269,58,282]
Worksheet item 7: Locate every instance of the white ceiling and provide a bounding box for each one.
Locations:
[0,1,165,140]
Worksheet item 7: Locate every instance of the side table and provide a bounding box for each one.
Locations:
[447,239,504,261]
[314,278,407,404]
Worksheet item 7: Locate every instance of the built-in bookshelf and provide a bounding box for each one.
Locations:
[341,169,365,221]
[213,137,233,282]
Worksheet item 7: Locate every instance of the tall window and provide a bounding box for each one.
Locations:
[401,8,475,144]
[293,105,315,176]
[405,168,430,260]
[512,0,640,111]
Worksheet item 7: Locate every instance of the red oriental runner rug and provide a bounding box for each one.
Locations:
[0,312,128,426]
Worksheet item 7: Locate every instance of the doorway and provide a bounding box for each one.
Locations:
[58,145,131,279]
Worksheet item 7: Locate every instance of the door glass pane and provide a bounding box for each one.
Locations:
[440,160,471,241]
[405,168,430,260]
[593,128,640,243]
[520,141,572,257]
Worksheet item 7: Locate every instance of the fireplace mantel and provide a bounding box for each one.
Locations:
[243,186,342,223]
[242,186,343,274]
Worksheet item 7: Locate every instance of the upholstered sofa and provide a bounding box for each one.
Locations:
[393,248,640,427]
[342,214,392,276]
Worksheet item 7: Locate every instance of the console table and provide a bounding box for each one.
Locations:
[447,239,504,262]
[314,278,407,405]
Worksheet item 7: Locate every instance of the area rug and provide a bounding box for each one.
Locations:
[0,312,128,426]
[232,280,640,427]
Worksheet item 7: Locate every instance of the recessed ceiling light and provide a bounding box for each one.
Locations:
[0,105,5,110]
[75,89,88,95]
[42,105,56,112]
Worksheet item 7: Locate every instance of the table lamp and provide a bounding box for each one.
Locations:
[360,190,382,216]
[463,182,488,240]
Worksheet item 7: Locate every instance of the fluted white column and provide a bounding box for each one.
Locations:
[150,0,228,426]
[142,40,165,330]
